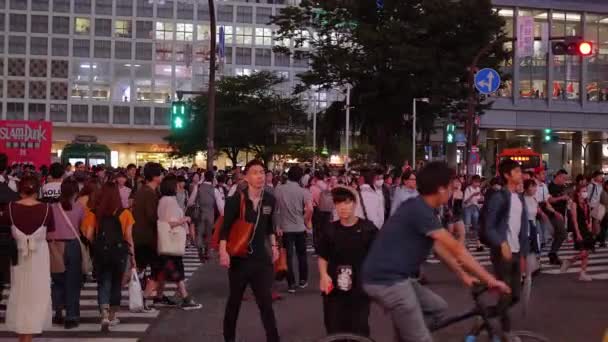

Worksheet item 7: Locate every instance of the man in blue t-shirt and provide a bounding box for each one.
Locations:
[362,162,510,342]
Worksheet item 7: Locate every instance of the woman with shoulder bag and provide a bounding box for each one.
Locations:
[82,182,136,332]
[49,178,86,329]
[157,175,202,310]
[2,175,55,342]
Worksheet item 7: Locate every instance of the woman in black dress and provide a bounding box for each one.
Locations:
[562,185,595,282]
[446,177,466,245]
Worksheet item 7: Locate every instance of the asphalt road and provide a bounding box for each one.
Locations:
[143,256,608,342]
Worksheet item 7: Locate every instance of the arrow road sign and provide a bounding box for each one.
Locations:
[474,68,501,94]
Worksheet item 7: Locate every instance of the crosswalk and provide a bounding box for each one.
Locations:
[0,247,203,341]
[428,241,608,280]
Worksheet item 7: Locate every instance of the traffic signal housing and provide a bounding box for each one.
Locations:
[445,123,455,144]
[543,128,552,142]
[171,100,187,130]
[552,37,593,57]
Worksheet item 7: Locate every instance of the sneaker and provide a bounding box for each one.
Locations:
[578,272,593,282]
[181,297,203,311]
[64,320,79,330]
[109,318,120,327]
[560,259,572,273]
[100,318,110,333]
[131,304,158,314]
[548,254,562,266]
[298,281,308,289]
[287,286,296,294]
[153,296,179,308]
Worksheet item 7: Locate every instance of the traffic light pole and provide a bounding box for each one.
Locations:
[207,0,217,171]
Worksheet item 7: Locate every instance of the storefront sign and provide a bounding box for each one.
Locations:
[0,120,52,167]
[517,16,534,57]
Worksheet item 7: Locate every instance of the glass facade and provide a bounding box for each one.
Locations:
[0,0,324,128]
[495,4,608,104]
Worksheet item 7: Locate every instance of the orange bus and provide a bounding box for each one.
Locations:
[496,148,542,173]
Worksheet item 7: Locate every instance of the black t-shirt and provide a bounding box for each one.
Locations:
[318,219,377,297]
[548,182,568,214]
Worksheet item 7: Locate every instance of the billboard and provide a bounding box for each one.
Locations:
[0,120,52,167]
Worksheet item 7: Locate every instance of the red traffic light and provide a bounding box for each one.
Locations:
[578,41,593,56]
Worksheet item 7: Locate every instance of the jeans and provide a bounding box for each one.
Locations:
[197,211,215,254]
[547,214,567,255]
[364,279,448,342]
[282,232,308,287]
[224,258,279,342]
[323,294,370,337]
[51,239,82,322]
[97,259,126,309]
[463,206,480,232]
[489,250,522,332]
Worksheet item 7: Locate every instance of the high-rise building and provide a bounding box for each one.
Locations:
[0,0,334,167]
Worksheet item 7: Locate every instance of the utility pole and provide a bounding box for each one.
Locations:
[345,84,351,170]
[206,0,217,170]
[312,91,318,172]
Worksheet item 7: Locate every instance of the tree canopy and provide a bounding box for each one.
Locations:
[272,0,509,165]
[165,71,307,166]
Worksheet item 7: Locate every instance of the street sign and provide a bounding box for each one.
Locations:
[474,68,501,94]
[470,152,480,164]
[455,133,466,143]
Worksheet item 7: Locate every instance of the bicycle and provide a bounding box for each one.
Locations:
[317,284,549,342]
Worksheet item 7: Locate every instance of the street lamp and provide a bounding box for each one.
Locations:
[412,98,429,169]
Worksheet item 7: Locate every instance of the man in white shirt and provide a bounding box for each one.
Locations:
[587,170,605,234]
[355,169,385,229]
[40,162,64,203]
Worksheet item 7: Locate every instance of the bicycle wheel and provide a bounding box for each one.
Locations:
[510,330,550,342]
[315,333,376,342]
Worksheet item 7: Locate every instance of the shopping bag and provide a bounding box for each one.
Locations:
[274,246,288,281]
[128,269,144,312]
[157,220,187,256]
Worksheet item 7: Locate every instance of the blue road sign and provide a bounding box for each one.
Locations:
[474,68,501,94]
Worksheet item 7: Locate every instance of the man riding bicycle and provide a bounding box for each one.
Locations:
[362,162,511,342]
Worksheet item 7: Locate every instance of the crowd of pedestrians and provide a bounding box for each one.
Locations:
[1,152,607,342]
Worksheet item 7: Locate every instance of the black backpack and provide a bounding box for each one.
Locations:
[94,209,128,266]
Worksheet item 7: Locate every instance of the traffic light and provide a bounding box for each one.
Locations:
[446,123,455,144]
[552,37,593,57]
[543,128,552,142]
[171,100,187,130]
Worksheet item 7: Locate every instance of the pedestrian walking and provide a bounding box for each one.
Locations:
[156,175,202,310]
[318,187,377,338]
[587,171,604,238]
[523,179,542,276]
[598,180,608,248]
[196,171,221,262]
[447,177,465,245]
[49,178,86,329]
[355,169,385,230]
[40,163,64,203]
[83,182,136,332]
[546,169,570,265]
[274,165,314,293]
[390,170,418,216]
[2,175,55,342]
[464,175,484,251]
[219,160,280,342]
[561,185,596,281]
[116,172,132,209]
[483,159,529,338]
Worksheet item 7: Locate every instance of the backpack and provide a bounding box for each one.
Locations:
[478,190,509,247]
[318,189,334,213]
[94,209,128,267]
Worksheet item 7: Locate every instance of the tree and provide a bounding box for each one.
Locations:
[166,71,306,166]
[272,0,508,164]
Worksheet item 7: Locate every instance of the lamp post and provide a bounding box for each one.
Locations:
[345,84,352,170]
[412,98,429,169]
[312,90,318,172]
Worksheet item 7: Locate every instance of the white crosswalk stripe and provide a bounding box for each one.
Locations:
[0,247,203,340]
[427,241,608,280]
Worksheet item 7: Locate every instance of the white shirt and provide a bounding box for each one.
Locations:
[355,184,385,229]
[524,195,538,222]
[464,186,483,208]
[0,175,17,193]
[587,181,603,208]
[507,192,523,253]
[41,182,61,201]
[535,182,549,203]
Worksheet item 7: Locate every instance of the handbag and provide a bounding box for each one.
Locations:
[274,242,288,281]
[157,220,187,256]
[185,204,201,224]
[591,204,606,221]
[211,191,262,257]
[128,268,144,312]
[58,205,93,274]
[48,240,66,273]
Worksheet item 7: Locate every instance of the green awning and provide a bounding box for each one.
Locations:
[62,143,111,158]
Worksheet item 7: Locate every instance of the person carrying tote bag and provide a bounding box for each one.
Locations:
[155,176,202,310]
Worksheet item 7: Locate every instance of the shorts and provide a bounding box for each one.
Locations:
[157,255,186,282]
[134,244,162,279]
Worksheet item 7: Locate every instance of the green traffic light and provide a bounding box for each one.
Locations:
[174,116,184,129]
[544,128,552,134]
[181,104,185,115]
[544,135,551,142]
[447,133,454,144]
